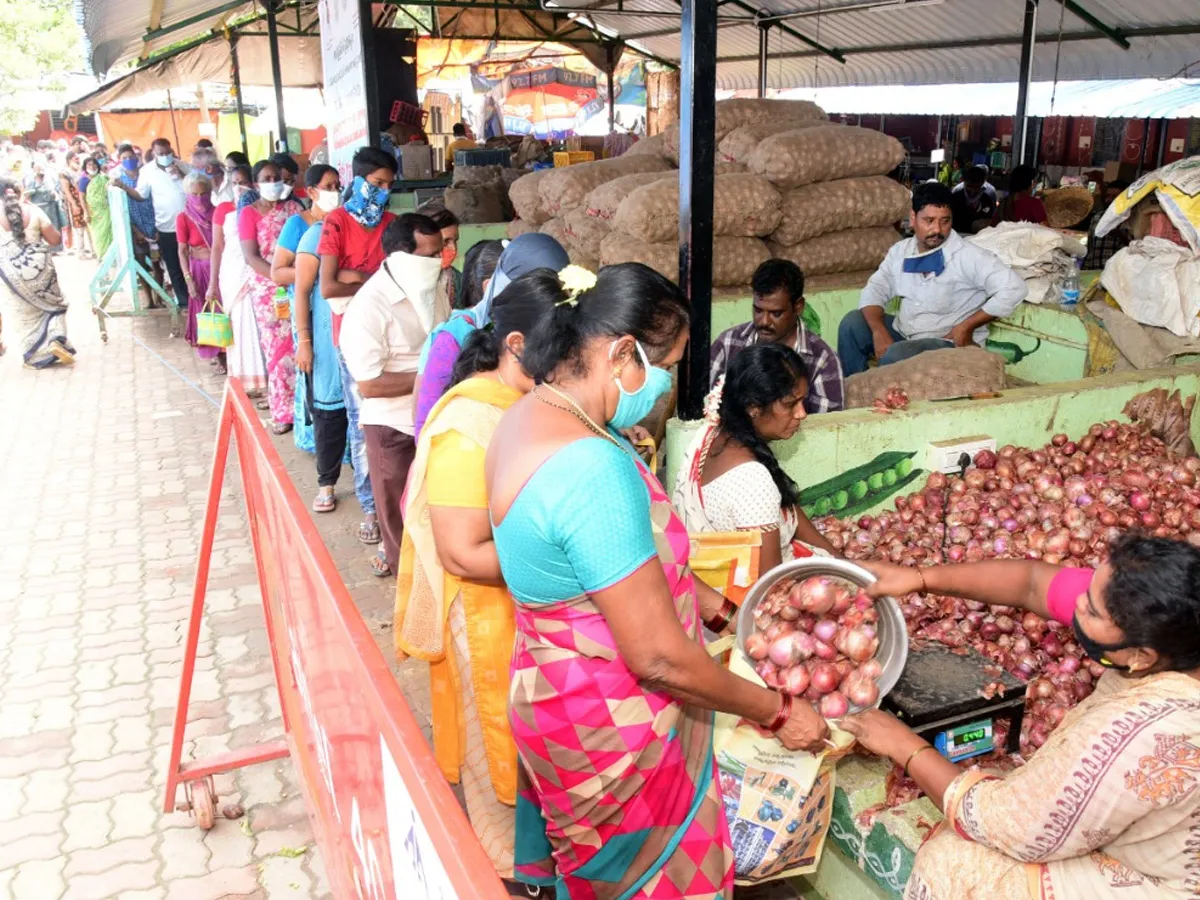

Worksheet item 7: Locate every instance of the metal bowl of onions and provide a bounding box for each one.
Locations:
[735,557,908,715]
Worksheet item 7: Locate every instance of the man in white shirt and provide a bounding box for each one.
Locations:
[116,138,190,308]
[836,181,1027,376]
[339,213,445,576]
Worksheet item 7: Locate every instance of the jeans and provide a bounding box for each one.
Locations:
[837,309,955,376]
[156,230,189,309]
[337,350,376,516]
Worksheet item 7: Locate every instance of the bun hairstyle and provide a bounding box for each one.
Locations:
[719,343,809,508]
[449,269,566,388]
[522,262,689,383]
[1,179,24,244]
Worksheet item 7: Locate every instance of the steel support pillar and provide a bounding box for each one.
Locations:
[229,35,250,157]
[1014,0,1038,167]
[606,43,618,133]
[266,0,288,152]
[677,0,717,419]
[757,20,770,99]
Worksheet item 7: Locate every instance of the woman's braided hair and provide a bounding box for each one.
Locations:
[0,179,25,244]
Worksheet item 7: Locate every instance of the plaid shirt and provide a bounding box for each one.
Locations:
[709,321,845,413]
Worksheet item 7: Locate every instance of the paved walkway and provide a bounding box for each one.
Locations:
[0,257,428,899]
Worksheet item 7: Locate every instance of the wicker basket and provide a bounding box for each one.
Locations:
[1043,186,1095,229]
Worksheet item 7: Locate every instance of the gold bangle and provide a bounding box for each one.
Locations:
[903,744,935,777]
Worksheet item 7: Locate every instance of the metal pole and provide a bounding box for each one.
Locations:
[1014,0,1038,167]
[1137,116,1151,177]
[165,89,182,151]
[677,0,717,419]
[266,0,288,151]
[229,35,250,157]
[606,43,617,134]
[757,20,770,99]
[1155,118,1168,169]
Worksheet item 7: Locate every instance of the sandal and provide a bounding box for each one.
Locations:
[312,487,336,513]
[370,552,393,578]
[269,421,293,436]
[213,361,227,375]
[358,519,382,544]
[255,398,270,411]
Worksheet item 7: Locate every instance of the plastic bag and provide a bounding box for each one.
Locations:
[1100,236,1200,337]
[1096,156,1200,252]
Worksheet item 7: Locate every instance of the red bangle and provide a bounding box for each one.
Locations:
[766,691,792,733]
[704,598,737,633]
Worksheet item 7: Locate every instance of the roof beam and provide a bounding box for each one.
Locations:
[142,0,257,42]
[140,0,167,60]
[1058,0,1129,50]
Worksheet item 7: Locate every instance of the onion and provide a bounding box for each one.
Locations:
[974,449,999,470]
[768,633,804,668]
[818,691,850,719]
[839,626,878,663]
[781,665,811,696]
[755,660,780,688]
[859,659,884,680]
[843,672,880,708]
[813,618,839,644]
[1129,491,1151,511]
[789,577,836,615]
[809,662,841,696]
[812,639,838,661]
[744,633,769,661]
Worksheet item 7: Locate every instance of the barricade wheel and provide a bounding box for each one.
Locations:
[189,776,218,830]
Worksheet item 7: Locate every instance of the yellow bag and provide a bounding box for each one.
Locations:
[196,297,233,348]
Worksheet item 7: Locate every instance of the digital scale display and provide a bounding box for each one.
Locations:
[934,719,995,762]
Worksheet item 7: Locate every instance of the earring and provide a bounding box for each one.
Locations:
[613,365,624,379]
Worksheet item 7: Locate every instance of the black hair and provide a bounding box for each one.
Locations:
[352,145,398,178]
[964,166,988,185]
[269,152,299,175]
[428,208,459,230]
[1,179,25,245]
[1010,164,1038,193]
[752,258,804,304]
[522,262,689,382]
[225,151,250,167]
[82,157,100,173]
[116,143,134,157]
[229,164,252,184]
[450,269,564,388]
[719,343,809,507]
[453,123,466,137]
[1105,533,1200,671]
[304,163,337,189]
[251,159,279,182]
[150,137,171,151]
[196,138,214,149]
[458,239,503,310]
[382,213,440,255]
[912,181,954,213]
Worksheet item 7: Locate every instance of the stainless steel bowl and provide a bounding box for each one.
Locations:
[736,557,908,712]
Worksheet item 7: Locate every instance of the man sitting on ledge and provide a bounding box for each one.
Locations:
[837,181,1027,376]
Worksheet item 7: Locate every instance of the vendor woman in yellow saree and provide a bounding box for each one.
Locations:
[393,270,563,886]
[846,534,1200,900]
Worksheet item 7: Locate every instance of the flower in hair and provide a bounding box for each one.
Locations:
[557,265,597,306]
[703,375,725,425]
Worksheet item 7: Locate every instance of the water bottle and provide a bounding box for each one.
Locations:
[1060,260,1081,307]
[273,286,290,320]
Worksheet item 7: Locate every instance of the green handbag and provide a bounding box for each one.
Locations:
[196,296,233,348]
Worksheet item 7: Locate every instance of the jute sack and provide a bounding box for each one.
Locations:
[844,346,1006,408]
[507,218,538,239]
[662,99,827,162]
[442,184,506,225]
[585,172,674,220]
[719,121,825,168]
[509,169,554,225]
[624,132,670,159]
[613,173,782,242]
[564,208,612,259]
[772,177,911,246]
[600,232,769,286]
[768,226,898,276]
[749,125,905,190]
[567,249,600,271]
[539,217,569,247]
[537,156,673,217]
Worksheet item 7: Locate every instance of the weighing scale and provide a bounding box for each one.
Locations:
[882,642,1026,762]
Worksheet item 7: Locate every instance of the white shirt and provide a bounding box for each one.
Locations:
[339,263,431,435]
[859,230,1028,344]
[135,160,191,232]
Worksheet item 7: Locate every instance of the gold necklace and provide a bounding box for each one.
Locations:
[534,384,620,447]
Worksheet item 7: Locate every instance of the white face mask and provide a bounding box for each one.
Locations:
[385,251,444,332]
[278,183,293,200]
[258,181,286,201]
[315,190,341,213]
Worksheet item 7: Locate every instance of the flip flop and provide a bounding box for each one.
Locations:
[358,520,382,544]
[269,421,293,436]
[370,552,393,578]
[255,398,270,411]
[312,487,336,513]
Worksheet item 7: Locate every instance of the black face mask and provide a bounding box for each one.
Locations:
[1072,614,1131,672]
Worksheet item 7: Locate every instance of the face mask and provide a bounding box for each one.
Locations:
[314,190,341,213]
[440,245,456,269]
[258,182,286,201]
[1072,615,1131,672]
[385,251,444,332]
[121,158,138,172]
[608,340,672,430]
[156,153,174,167]
[234,184,250,198]
[278,183,293,200]
[344,176,390,227]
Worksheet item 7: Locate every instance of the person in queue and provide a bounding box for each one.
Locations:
[117,138,191,313]
[239,159,302,434]
[394,269,564,886]
[425,207,460,315]
[413,232,569,439]
[175,171,224,372]
[677,343,840,570]
[80,156,113,261]
[269,152,300,199]
[836,182,1027,376]
[456,239,503,311]
[845,534,1200,899]
[997,163,1047,225]
[271,163,340,455]
[211,164,266,395]
[485,263,828,899]
[115,144,162,301]
[58,151,91,259]
[949,165,997,234]
[224,150,250,175]
[709,258,843,413]
[339,214,445,579]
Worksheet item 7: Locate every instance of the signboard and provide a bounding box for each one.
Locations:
[319,0,371,182]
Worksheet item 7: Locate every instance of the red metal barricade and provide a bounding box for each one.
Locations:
[164,378,508,899]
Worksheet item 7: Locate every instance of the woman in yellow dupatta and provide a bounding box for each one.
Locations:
[394,269,563,886]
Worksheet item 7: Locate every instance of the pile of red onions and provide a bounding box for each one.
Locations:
[814,419,1200,759]
[746,575,884,718]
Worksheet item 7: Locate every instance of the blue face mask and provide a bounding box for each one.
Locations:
[343,175,390,227]
[121,158,138,172]
[609,340,672,430]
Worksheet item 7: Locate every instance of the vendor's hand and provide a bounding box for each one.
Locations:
[860,561,926,599]
[945,321,974,347]
[296,340,313,374]
[871,329,894,362]
[775,698,831,753]
[840,708,923,760]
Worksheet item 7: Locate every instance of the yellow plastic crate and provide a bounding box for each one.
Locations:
[553,151,595,167]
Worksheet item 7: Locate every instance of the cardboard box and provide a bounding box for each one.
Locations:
[400,144,434,180]
[1103,161,1138,183]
